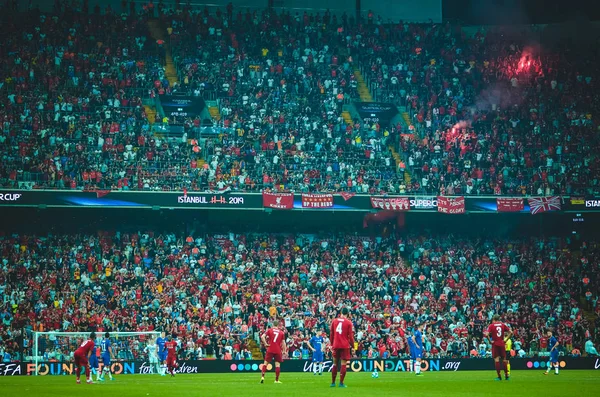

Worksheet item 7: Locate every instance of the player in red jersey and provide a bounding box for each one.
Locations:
[164,334,178,377]
[329,307,354,388]
[260,319,287,384]
[74,331,96,384]
[485,314,512,381]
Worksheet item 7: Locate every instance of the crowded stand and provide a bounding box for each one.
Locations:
[0,3,172,191]
[0,230,598,362]
[359,24,600,196]
[2,3,599,194]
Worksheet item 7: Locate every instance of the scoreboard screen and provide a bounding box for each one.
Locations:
[159,95,206,118]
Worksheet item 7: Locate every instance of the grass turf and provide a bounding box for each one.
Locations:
[0,370,598,397]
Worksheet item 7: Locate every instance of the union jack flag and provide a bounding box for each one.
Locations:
[528,196,562,214]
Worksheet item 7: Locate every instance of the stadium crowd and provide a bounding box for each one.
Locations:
[0,230,598,362]
[359,24,600,196]
[1,2,598,195]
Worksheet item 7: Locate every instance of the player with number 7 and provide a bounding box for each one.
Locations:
[260,319,287,384]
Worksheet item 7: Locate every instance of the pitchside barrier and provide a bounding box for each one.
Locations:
[1,357,599,376]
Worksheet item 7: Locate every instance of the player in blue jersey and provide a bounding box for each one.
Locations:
[411,323,425,376]
[308,332,325,375]
[99,332,114,381]
[89,344,101,381]
[544,330,560,376]
[156,331,167,376]
[406,328,416,373]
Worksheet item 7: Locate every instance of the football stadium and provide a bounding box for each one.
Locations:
[1,0,600,396]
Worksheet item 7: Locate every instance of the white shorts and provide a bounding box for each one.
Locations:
[149,356,159,364]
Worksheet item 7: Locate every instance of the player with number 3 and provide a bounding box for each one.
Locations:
[485,314,512,381]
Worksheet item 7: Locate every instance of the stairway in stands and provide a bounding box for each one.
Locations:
[354,67,413,184]
[401,112,413,131]
[353,68,373,103]
[147,19,178,87]
[144,105,156,125]
[248,339,263,359]
[208,105,221,122]
[341,110,353,125]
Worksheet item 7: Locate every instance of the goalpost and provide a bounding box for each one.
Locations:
[32,331,161,376]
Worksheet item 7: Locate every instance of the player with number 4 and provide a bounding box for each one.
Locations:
[260,319,287,384]
[485,314,512,381]
[330,308,355,388]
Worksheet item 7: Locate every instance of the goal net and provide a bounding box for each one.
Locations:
[32,331,161,376]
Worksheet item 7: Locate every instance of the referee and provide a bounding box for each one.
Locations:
[505,337,513,376]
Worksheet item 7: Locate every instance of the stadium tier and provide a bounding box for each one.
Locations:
[0,230,598,363]
[1,2,599,195]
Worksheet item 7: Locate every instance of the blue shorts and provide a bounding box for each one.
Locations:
[312,351,324,362]
[89,355,99,369]
[411,347,423,360]
[102,354,111,366]
[550,351,559,363]
[159,351,167,362]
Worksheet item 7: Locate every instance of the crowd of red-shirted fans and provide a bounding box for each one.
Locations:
[2,1,599,195]
[0,230,599,362]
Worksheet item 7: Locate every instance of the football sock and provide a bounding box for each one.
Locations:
[313,363,318,374]
[415,361,421,374]
[409,360,414,372]
[503,361,508,376]
[555,364,559,374]
[495,362,501,378]
[319,363,323,374]
[507,362,511,374]
[261,364,267,377]
[331,364,338,384]
[275,367,280,381]
[340,366,347,384]
[85,365,90,379]
[76,366,81,379]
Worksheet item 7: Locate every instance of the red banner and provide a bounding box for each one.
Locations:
[302,194,334,208]
[262,192,294,209]
[339,192,356,201]
[437,196,465,214]
[370,197,410,211]
[496,198,524,212]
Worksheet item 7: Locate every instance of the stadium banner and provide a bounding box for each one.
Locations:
[496,198,524,212]
[2,357,599,375]
[301,194,334,208]
[370,197,410,211]
[528,196,562,214]
[563,196,600,212]
[262,192,294,209]
[1,190,599,213]
[0,190,262,209]
[437,196,465,214]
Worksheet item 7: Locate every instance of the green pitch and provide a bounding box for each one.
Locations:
[1,371,598,397]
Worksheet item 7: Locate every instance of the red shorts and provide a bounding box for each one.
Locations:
[265,352,283,363]
[74,352,88,367]
[332,348,351,361]
[492,345,506,359]
[167,356,177,366]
